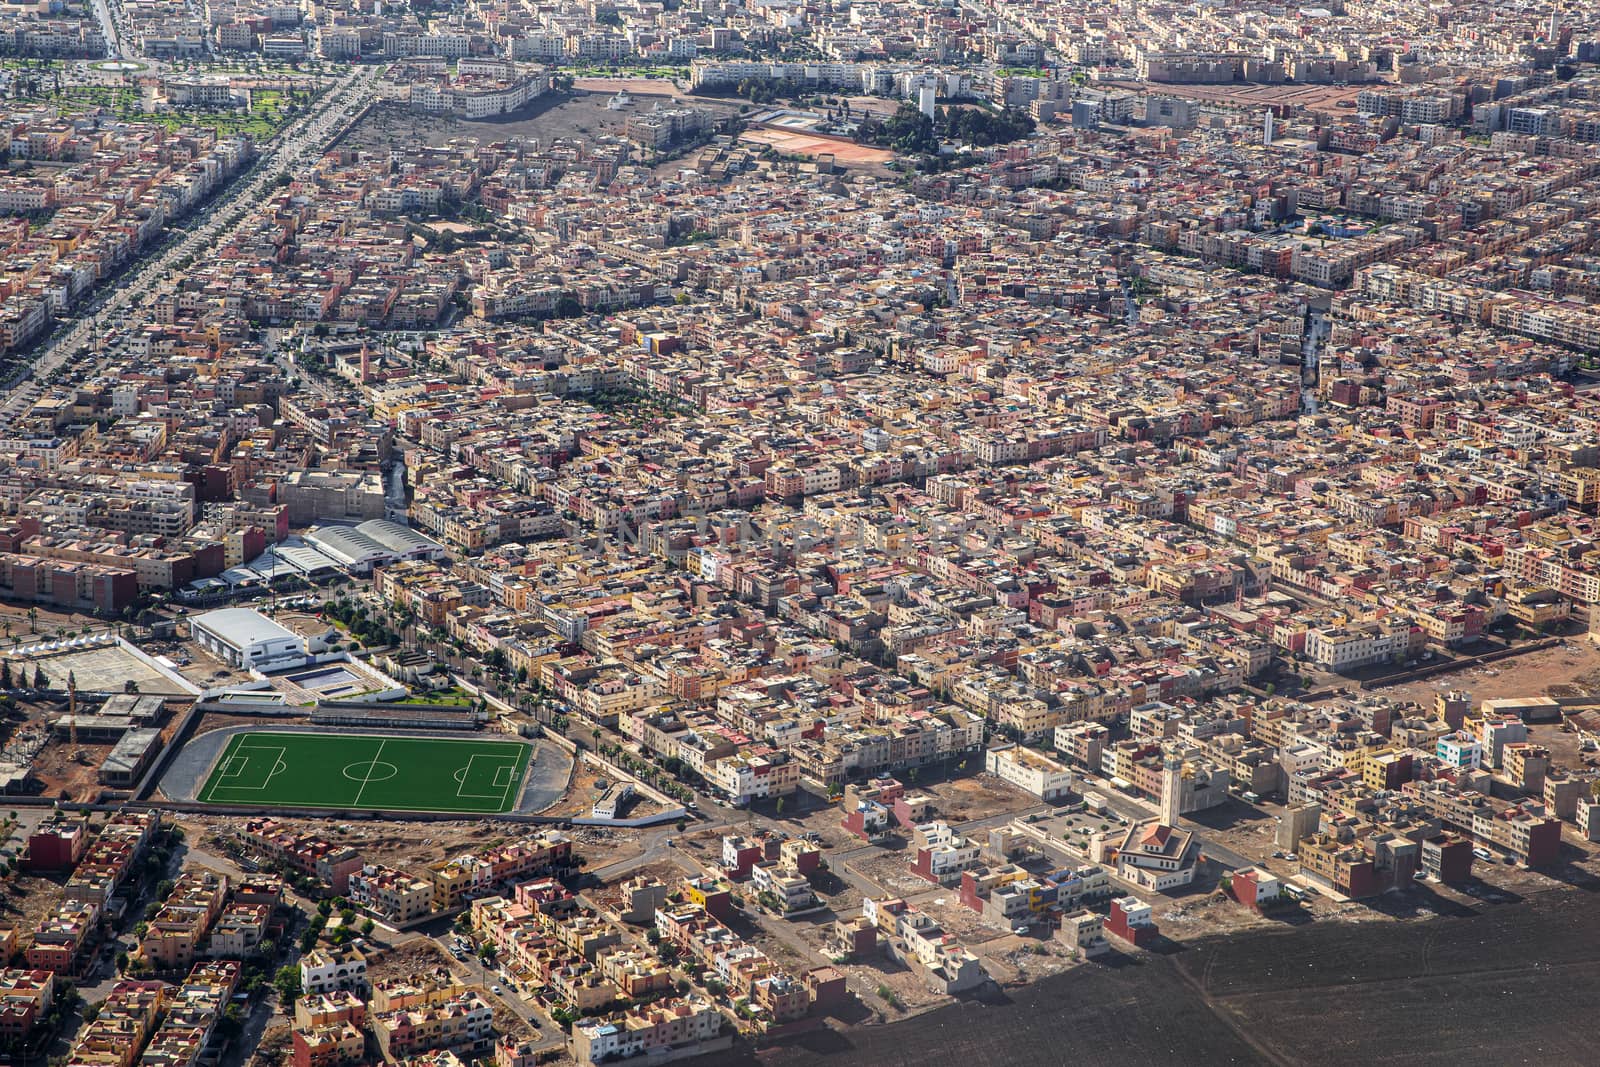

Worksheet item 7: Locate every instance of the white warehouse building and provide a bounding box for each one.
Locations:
[190,608,308,672]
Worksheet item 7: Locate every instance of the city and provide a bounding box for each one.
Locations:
[0,0,1595,1065]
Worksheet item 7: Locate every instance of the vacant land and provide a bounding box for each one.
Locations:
[196,730,533,814]
[1376,638,1600,707]
[1099,78,1368,114]
[716,884,1600,1067]
[19,642,192,695]
[740,127,894,164]
[342,91,739,154]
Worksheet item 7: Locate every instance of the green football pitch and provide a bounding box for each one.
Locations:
[196,731,533,814]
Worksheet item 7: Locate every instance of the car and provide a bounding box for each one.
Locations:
[491,985,502,995]
[1284,852,1297,862]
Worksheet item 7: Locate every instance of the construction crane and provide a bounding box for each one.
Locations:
[67,670,80,759]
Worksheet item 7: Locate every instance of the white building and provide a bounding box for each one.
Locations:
[912,822,981,883]
[299,945,367,994]
[189,609,307,672]
[1305,622,1412,672]
[1115,821,1198,892]
[985,743,1073,801]
[1436,731,1483,770]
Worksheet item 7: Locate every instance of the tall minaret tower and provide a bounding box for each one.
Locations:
[1160,754,1183,826]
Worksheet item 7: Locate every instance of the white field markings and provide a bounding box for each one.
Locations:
[496,758,515,809]
[208,742,286,796]
[454,751,522,806]
[499,741,537,811]
[350,738,390,808]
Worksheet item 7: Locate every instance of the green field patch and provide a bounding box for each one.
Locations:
[197,730,532,814]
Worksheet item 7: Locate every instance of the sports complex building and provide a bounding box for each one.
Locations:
[189,608,308,672]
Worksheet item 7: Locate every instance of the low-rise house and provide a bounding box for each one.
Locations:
[570,995,721,1066]
[0,969,54,1043]
[1056,909,1109,958]
[372,993,494,1061]
[299,946,367,995]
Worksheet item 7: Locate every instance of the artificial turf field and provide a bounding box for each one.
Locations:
[196,731,533,814]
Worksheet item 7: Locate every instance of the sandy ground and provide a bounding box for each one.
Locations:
[185,813,541,870]
[1373,638,1600,707]
[572,77,688,99]
[367,937,453,983]
[1099,77,1368,112]
[0,871,66,939]
[343,92,740,154]
[739,128,893,164]
[32,739,115,802]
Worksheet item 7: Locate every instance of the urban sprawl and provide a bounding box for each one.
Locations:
[0,0,1596,1065]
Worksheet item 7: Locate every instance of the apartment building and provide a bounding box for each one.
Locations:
[984,743,1074,801]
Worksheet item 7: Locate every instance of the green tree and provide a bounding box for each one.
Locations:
[273,965,302,1003]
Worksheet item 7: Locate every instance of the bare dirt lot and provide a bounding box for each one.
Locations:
[0,871,66,938]
[923,775,1042,822]
[32,739,115,802]
[739,127,893,165]
[366,936,453,983]
[342,91,740,154]
[1371,638,1600,707]
[714,881,1600,1067]
[186,813,541,870]
[1100,77,1368,114]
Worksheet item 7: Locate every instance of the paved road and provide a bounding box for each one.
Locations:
[445,935,566,1053]
[89,0,125,60]
[0,64,381,420]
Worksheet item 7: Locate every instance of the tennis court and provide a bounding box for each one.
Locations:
[196,730,534,814]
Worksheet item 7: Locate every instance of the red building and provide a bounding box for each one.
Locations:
[803,967,848,1009]
[1105,897,1158,947]
[0,970,53,1041]
[1422,835,1474,883]
[23,813,91,873]
[1227,867,1284,914]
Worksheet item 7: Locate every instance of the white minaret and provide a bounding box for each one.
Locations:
[1160,755,1183,826]
[917,84,936,120]
[1263,109,1275,146]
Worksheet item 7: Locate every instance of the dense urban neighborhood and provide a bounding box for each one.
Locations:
[0,0,1596,1064]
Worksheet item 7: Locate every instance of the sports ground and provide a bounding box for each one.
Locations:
[196,731,534,814]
